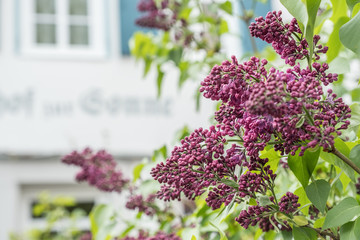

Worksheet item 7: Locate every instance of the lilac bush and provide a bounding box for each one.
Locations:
[150,10,360,239]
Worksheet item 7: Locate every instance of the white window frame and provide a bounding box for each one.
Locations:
[19,183,99,233]
[19,0,107,58]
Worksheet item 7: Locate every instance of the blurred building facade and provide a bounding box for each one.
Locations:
[0,0,280,238]
[0,0,217,238]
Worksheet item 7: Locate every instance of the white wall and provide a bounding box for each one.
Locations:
[0,0,215,238]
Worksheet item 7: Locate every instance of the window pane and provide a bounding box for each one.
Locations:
[36,24,56,44]
[69,25,89,45]
[69,0,88,16]
[36,0,55,14]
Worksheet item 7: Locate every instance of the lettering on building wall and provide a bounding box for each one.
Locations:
[0,89,172,117]
[0,90,33,116]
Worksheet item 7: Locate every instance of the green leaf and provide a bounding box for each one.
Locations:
[254,229,263,240]
[143,57,152,77]
[169,48,183,66]
[249,198,257,206]
[305,0,321,59]
[326,17,349,62]
[293,216,309,226]
[209,222,228,240]
[281,230,293,240]
[340,11,360,55]
[288,149,320,187]
[261,148,281,173]
[89,204,114,238]
[331,0,348,22]
[322,197,360,230]
[328,57,350,74]
[178,61,190,87]
[156,65,164,97]
[314,217,325,228]
[179,7,192,20]
[294,187,311,215]
[334,139,354,182]
[353,3,360,17]
[321,138,355,182]
[258,196,273,206]
[305,180,330,213]
[219,19,229,35]
[264,231,276,240]
[133,163,145,182]
[280,0,307,28]
[296,116,305,128]
[336,166,352,191]
[120,225,135,238]
[346,0,360,14]
[340,217,360,240]
[219,1,232,14]
[350,103,360,126]
[220,179,239,189]
[351,88,360,101]
[152,145,167,162]
[350,144,360,168]
[292,226,317,240]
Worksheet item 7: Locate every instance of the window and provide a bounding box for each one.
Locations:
[19,183,98,234]
[19,0,107,58]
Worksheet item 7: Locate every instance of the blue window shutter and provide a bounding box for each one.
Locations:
[120,0,155,55]
[239,1,272,53]
[119,0,140,55]
[119,0,141,55]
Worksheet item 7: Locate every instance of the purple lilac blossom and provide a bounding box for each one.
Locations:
[125,194,157,216]
[136,0,176,31]
[235,205,291,232]
[62,148,129,193]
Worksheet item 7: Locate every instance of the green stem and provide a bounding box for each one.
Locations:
[331,147,360,175]
[227,139,244,143]
[302,105,315,126]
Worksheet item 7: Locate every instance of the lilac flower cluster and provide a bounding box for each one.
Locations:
[62,148,129,193]
[249,11,304,66]
[151,124,279,210]
[278,192,300,214]
[152,127,231,201]
[236,192,299,232]
[120,231,181,240]
[201,53,350,156]
[249,11,328,66]
[236,205,278,232]
[136,0,177,31]
[126,194,157,216]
